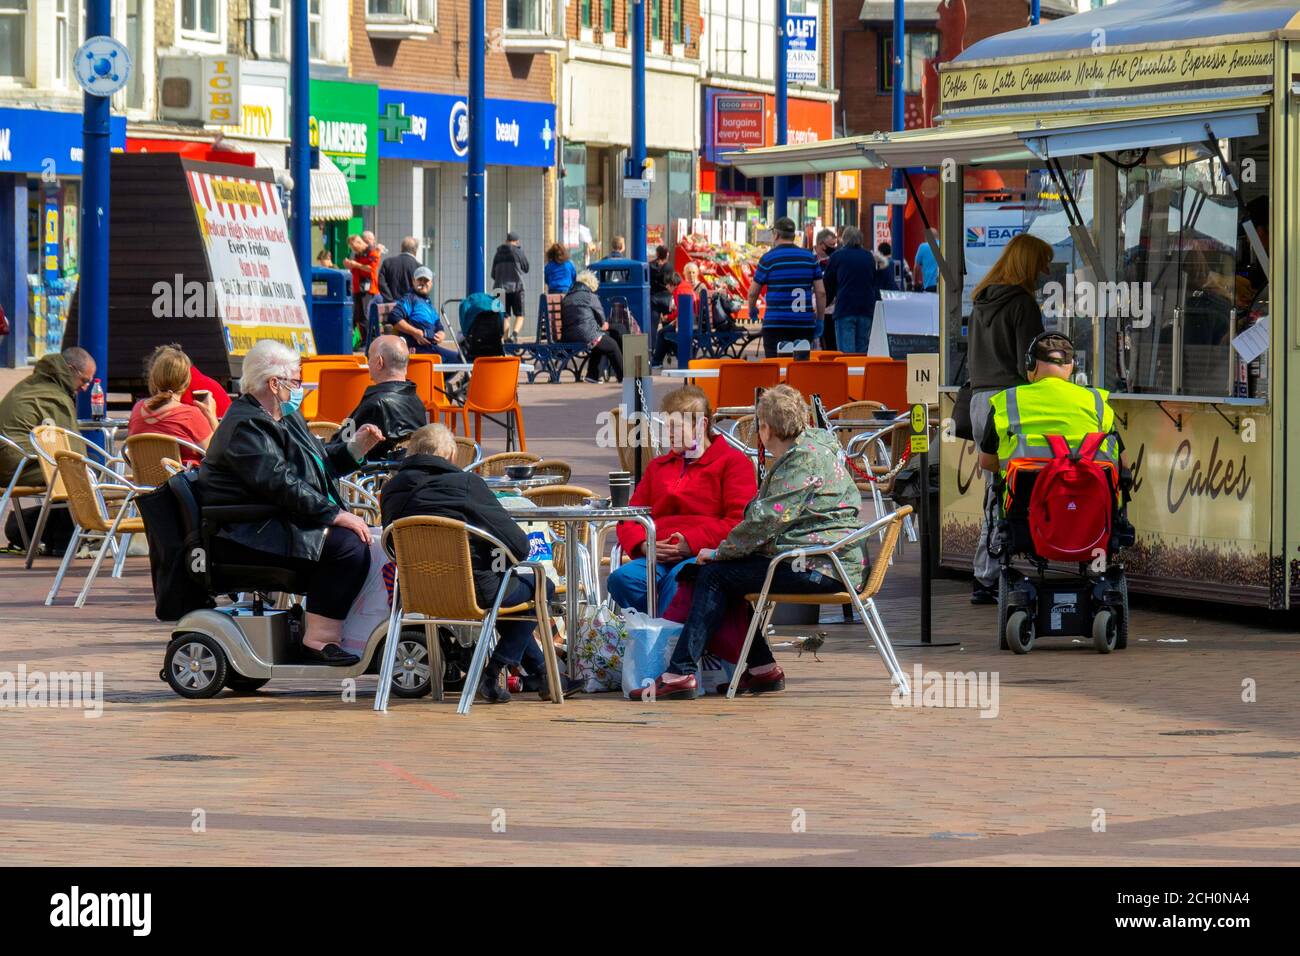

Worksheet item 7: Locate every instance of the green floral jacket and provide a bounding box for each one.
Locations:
[713,427,868,588]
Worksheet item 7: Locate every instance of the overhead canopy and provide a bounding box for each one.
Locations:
[235,141,354,221]
[956,0,1300,61]
[724,104,1265,176]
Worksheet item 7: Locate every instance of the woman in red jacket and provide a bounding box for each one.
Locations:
[609,384,757,613]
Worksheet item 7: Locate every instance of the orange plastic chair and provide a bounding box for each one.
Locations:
[302,359,361,420]
[315,367,373,426]
[809,350,843,361]
[684,358,724,409]
[786,360,851,411]
[829,355,887,399]
[860,359,908,410]
[716,360,781,409]
[407,355,466,433]
[463,356,527,450]
[305,353,365,365]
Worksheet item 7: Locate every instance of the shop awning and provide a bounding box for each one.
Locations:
[1021,107,1262,160]
[234,140,353,221]
[726,104,1265,176]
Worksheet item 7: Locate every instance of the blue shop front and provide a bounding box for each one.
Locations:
[374,89,556,334]
[0,107,128,368]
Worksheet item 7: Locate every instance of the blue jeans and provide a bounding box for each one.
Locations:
[607,557,692,615]
[491,572,556,671]
[835,314,872,354]
[667,556,842,676]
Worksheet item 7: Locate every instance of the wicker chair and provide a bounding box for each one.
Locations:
[471,451,541,476]
[0,433,45,550]
[123,433,206,489]
[25,424,127,570]
[450,437,483,470]
[307,420,341,441]
[532,459,573,483]
[521,484,597,586]
[607,405,660,472]
[46,451,148,608]
[373,515,564,715]
[727,507,914,700]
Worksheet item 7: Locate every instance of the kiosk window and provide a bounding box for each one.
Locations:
[1111,121,1268,398]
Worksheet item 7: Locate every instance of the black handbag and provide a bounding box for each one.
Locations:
[135,473,214,622]
[952,381,975,441]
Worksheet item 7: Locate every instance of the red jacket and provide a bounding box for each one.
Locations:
[616,437,757,559]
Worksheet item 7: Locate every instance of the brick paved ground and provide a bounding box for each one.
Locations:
[1,376,1298,865]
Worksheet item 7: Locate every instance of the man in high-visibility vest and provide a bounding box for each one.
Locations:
[977,331,1123,479]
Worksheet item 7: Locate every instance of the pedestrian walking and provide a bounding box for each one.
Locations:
[379,236,421,300]
[824,227,881,354]
[343,234,380,341]
[492,231,531,343]
[748,217,825,357]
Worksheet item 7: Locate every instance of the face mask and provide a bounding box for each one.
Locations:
[279,384,304,416]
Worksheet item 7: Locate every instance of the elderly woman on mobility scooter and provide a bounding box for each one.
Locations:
[196,340,385,666]
[977,332,1134,654]
[641,385,868,700]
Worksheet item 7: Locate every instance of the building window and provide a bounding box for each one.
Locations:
[505,0,542,31]
[55,0,70,83]
[181,0,219,37]
[0,0,24,79]
[650,0,660,38]
[309,0,322,59]
[268,0,284,58]
[707,0,778,81]
[602,0,612,32]
[580,0,590,29]
[122,0,144,107]
[671,0,681,44]
[880,32,938,94]
[367,0,434,23]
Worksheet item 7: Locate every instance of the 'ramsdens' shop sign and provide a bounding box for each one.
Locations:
[941,41,1274,112]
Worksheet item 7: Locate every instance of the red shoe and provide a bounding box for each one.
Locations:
[737,666,786,695]
[631,674,697,701]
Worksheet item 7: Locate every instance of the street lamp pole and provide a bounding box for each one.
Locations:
[631,0,648,266]
[78,0,112,409]
[467,0,487,295]
[774,0,789,219]
[890,0,904,272]
[290,0,312,315]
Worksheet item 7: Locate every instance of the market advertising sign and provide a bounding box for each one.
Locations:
[185,167,314,356]
[377,89,556,167]
[0,107,126,175]
[785,14,819,86]
[941,41,1274,112]
[309,79,378,206]
[201,55,241,125]
[713,94,766,151]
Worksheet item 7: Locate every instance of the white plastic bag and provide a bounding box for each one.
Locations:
[341,529,392,657]
[621,611,684,699]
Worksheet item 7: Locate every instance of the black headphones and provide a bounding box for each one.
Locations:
[1024,330,1076,376]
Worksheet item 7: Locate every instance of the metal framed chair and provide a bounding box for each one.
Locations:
[123,433,206,490]
[307,420,341,441]
[0,433,44,550]
[46,450,147,607]
[532,459,573,483]
[25,425,126,569]
[846,419,920,545]
[452,436,483,470]
[521,484,598,597]
[339,478,381,524]
[470,451,541,476]
[373,515,563,715]
[726,507,914,700]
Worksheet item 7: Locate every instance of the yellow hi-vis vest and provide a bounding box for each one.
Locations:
[988,376,1118,472]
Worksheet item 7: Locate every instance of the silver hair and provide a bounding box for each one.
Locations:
[240,339,301,394]
[575,269,599,292]
[400,235,419,253]
[408,422,457,458]
[841,226,865,249]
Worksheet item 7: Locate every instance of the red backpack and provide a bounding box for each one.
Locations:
[1026,433,1114,562]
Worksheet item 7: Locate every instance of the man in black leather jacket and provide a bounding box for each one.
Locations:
[381,423,577,703]
[197,340,384,665]
[332,335,427,460]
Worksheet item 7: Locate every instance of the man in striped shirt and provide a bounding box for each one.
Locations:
[748,217,826,356]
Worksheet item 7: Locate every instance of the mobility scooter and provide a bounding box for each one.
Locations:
[989,431,1135,654]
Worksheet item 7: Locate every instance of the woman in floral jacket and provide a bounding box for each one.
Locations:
[644,384,867,700]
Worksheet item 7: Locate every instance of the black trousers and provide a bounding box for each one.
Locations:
[213,529,371,620]
[585,334,623,382]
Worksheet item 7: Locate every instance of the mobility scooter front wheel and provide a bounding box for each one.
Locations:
[163,634,230,699]
[1005,610,1034,654]
[1092,609,1118,654]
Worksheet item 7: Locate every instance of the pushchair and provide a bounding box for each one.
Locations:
[989,431,1135,654]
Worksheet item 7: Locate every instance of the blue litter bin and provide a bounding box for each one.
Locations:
[310,266,352,355]
[590,256,650,341]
